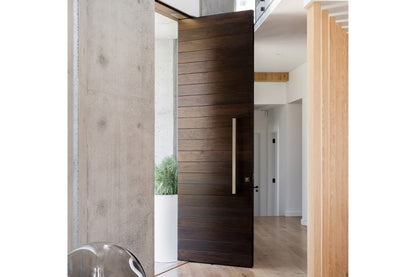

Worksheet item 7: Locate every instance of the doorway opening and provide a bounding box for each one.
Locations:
[154,0,308,275]
[154,10,182,276]
[252,0,308,273]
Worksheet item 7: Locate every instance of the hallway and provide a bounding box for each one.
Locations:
[158,217,307,276]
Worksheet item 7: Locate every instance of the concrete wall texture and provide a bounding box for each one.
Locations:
[201,0,235,16]
[70,0,155,275]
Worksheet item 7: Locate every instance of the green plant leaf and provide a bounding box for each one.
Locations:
[155,155,177,195]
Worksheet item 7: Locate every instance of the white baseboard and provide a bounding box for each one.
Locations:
[301,218,308,226]
[282,210,302,217]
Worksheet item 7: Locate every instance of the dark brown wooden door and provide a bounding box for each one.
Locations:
[177,10,254,268]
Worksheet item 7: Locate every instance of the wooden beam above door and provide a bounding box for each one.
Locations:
[254,72,289,82]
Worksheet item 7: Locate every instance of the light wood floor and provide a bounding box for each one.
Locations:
[158,216,307,277]
[155,261,188,276]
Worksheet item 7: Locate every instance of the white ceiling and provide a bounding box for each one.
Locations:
[320,1,348,33]
[254,0,307,72]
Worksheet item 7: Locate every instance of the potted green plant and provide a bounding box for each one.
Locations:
[154,155,178,262]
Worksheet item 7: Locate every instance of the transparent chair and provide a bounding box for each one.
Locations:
[68,243,146,277]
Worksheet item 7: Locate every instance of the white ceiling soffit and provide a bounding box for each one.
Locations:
[155,13,178,40]
[158,0,200,17]
[304,0,348,33]
[254,0,307,72]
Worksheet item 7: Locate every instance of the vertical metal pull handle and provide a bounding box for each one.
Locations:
[232,118,237,194]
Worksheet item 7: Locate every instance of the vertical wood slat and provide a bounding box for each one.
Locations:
[321,8,331,277]
[323,14,349,277]
[307,3,323,277]
[307,2,348,277]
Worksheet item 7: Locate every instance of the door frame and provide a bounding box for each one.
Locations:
[152,0,350,273]
[152,1,350,274]
[253,132,261,217]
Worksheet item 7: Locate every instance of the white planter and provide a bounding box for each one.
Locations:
[155,195,178,262]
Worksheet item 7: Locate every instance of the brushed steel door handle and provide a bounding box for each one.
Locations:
[232,118,237,194]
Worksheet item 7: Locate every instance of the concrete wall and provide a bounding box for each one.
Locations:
[201,0,235,16]
[155,39,177,165]
[70,0,155,275]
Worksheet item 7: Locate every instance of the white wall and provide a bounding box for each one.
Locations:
[287,62,307,102]
[254,62,307,224]
[285,102,303,216]
[287,62,307,225]
[155,14,178,166]
[155,39,177,165]
[254,82,286,105]
[155,13,178,40]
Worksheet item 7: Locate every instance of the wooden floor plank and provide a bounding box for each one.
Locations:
[158,217,307,276]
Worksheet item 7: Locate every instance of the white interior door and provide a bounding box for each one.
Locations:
[254,132,261,216]
[269,132,278,216]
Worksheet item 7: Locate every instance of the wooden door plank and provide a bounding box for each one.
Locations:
[179,204,252,218]
[179,183,251,196]
[178,93,253,107]
[178,10,253,30]
[178,227,252,243]
[178,103,253,118]
[178,161,231,174]
[178,47,252,64]
[178,33,253,53]
[179,21,252,42]
[179,58,254,75]
[179,69,253,85]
